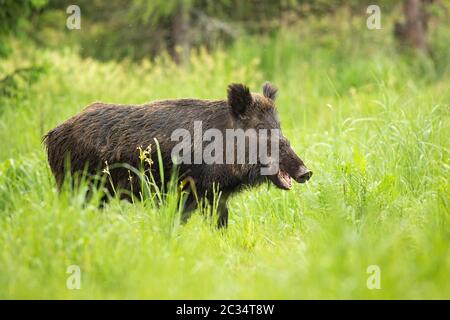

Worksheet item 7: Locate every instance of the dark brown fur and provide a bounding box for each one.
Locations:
[44,83,311,227]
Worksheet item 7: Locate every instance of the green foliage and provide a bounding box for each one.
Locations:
[0,9,449,299]
[0,0,48,56]
[0,65,47,101]
[0,0,48,35]
[130,0,193,25]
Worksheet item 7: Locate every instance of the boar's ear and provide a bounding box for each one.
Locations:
[262,82,278,101]
[227,83,252,116]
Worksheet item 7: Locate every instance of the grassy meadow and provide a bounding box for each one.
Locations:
[0,12,449,299]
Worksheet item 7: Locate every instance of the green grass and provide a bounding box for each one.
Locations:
[0,12,449,299]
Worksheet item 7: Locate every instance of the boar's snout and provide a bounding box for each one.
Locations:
[267,140,313,190]
[295,165,313,184]
[273,139,313,189]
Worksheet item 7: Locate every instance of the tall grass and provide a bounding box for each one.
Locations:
[0,11,449,298]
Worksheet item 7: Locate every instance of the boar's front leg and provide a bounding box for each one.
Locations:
[217,194,230,229]
[182,194,229,228]
[179,177,230,228]
[217,205,228,228]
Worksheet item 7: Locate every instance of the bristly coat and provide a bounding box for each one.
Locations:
[44,82,312,227]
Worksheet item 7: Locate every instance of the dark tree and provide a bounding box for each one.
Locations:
[394,0,436,54]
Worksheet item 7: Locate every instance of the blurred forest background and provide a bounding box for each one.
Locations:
[1,0,449,62]
[1,0,449,106]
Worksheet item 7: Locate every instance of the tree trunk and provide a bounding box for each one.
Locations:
[394,0,430,54]
[172,3,191,65]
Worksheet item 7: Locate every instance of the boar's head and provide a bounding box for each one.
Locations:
[227,82,312,190]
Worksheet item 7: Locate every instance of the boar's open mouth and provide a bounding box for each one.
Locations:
[268,169,292,190]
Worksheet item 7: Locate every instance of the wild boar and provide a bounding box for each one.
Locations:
[44,82,312,227]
